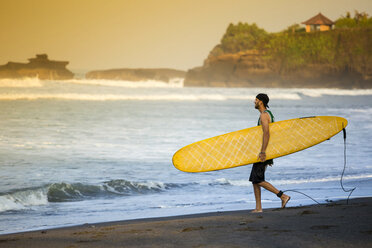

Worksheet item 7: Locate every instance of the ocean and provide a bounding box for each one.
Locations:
[0,78,371,235]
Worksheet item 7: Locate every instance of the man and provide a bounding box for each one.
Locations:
[250,93,290,213]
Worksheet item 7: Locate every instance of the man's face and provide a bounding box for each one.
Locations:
[254,98,260,109]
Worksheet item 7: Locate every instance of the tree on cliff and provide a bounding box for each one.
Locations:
[209,22,269,57]
[282,23,306,33]
[335,10,372,29]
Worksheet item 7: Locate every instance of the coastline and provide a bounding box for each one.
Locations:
[1,197,371,248]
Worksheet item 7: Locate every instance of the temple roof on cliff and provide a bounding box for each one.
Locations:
[302,13,334,25]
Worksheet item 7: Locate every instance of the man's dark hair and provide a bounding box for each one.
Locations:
[256,93,269,108]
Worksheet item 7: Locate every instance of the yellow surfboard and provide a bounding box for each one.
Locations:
[173,116,347,172]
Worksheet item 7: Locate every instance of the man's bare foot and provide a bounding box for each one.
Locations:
[251,209,263,213]
[281,194,291,208]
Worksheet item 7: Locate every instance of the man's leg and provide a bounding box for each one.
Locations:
[252,183,262,212]
[257,181,279,194]
[258,181,291,208]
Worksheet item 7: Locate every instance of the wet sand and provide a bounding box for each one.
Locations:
[1,197,371,248]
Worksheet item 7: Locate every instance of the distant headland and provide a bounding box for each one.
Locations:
[0,54,74,80]
[184,11,372,89]
[86,68,186,82]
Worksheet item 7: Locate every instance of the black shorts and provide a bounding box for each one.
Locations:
[249,159,273,184]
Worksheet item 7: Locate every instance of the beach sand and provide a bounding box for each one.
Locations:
[1,197,371,248]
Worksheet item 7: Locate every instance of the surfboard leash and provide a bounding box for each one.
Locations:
[282,189,322,205]
[282,127,355,206]
[340,127,356,205]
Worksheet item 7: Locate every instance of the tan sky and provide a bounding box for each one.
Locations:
[0,0,371,72]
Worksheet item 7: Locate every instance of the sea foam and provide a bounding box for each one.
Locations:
[0,78,43,88]
[64,78,184,88]
[0,188,48,212]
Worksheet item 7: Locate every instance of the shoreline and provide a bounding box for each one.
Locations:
[1,197,371,247]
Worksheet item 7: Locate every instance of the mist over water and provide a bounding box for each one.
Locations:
[0,79,371,234]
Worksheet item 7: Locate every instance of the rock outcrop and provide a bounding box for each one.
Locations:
[86,68,186,82]
[184,50,372,88]
[185,50,278,87]
[0,54,74,80]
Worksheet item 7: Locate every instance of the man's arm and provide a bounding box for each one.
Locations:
[259,112,270,162]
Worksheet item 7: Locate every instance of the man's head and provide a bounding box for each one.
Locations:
[255,93,269,109]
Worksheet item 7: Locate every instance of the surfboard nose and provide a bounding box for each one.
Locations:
[172,150,187,172]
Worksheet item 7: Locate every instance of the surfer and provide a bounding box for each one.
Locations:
[250,93,290,213]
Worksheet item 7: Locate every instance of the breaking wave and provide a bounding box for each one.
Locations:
[0,78,183,88]
[1,174,370,212]
[0,78,43,88]
[64,78,184,88]
[0,93,232,101]
[0,187,48,212]
[0,78,371,101]
[294,88,372,97]
[0,179,183,212]
[0,93,303,101]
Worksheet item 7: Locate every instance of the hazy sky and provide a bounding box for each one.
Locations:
[1,0,371,72]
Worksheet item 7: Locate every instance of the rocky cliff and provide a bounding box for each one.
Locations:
[185,50,279,87]
[0,54,74,80]
[185,25,372,89]
[185,49,371,88]
[86,68,186,82]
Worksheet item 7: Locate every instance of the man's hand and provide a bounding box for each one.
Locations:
[258,152,266,162]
